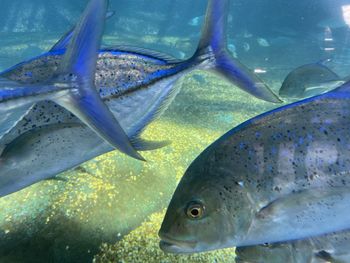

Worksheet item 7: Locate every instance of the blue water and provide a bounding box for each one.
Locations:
[0,0,350,262]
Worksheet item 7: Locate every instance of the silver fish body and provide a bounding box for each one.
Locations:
[0,50,192,196]
[159,83,350,253]
[1,50,192,94]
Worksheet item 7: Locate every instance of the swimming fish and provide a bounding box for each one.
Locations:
[0,0,279,197]
[159,76,350,253]
[235,230,350,263]
[257,38,270,47]
[243,42,250,52]
[227,44,237,58]
[0,0,144,161]
[279,62,345,99]
[188,16,204,27]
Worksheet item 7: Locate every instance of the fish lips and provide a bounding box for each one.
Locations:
[159,234,198,254]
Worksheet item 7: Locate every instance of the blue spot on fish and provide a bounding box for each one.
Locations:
[25,72,33,77]
[255,131,261,139]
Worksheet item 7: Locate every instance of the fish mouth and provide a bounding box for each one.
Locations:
[159,234,198,254]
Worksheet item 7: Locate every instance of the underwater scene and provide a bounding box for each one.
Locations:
[1,0,350,262]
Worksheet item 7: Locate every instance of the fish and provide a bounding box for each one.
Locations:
[243,30,253,39]
[235,230,350,263]
[0,0,144,161]
[227,44,237,58]
[188,16,204,27]
[159,74,350,253]
[0,0,280,197]
[256,38,270,47]
[279,62,345,99]
[243,42,250,52]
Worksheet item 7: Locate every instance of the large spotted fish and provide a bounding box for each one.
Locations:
[0,0,280,197]
[159,77,350,253]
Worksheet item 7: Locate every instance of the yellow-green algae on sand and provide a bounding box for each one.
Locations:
[93,211,236,263]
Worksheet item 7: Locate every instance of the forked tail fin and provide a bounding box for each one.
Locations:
[193,0,281,103]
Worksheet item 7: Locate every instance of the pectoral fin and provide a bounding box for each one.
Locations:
[244,187,350,246]
[257,187,350,222]
[131,138,171,151]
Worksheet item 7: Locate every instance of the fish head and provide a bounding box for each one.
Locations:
[159,191,226,253]
[159,146,253,253]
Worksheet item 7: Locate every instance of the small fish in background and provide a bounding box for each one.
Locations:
[243,30,253,38]
[227,43,237,58]
[257,37,270,47]
[0,0,280,197]
[243,42,250,52]
[279,62,345,99]
[188,15,204,27]
[235,230,350,263]
[159,73,350,253]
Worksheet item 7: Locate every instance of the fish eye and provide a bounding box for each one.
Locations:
[186,201,205,219]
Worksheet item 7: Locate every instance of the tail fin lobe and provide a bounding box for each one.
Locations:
[53,0,143,160]
[194,0,281,103]
[196,0,228,53]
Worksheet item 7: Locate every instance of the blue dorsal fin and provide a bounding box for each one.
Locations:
[53,0,144,160]
[105,45,183,63]
[50,11,115,52]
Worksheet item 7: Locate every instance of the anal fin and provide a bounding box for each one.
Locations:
[247,187,350,245]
